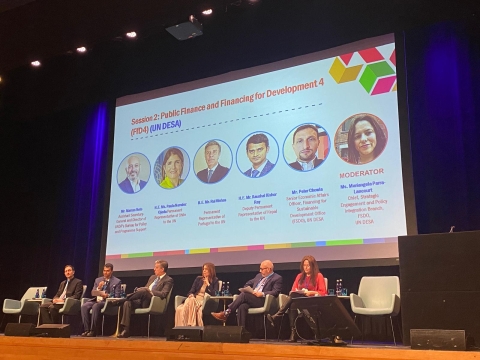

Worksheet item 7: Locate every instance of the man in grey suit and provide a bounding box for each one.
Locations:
[115,260,173,338]
[243,133,275,178]
[81,263,122,337]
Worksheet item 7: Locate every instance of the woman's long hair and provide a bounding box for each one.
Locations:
[161,147,184,180]
[299,255,320,288]
[347,114,387,164]
[202,262,216,283]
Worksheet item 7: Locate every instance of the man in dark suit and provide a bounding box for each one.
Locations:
[196,140,230,183]
[211,260,282,327]
[288,124,324,171]
[118,155,147,193]
[115,260,173,338]
[39,265,83,324]
[243,133,276,178]
[80,263,122,337]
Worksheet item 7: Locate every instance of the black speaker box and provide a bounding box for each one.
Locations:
[166,326,203,342]
[410,329,466,351]
[34,324,71,338]
[5,323,36,337]
[203,325,250,343]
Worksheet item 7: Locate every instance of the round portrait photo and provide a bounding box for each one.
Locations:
[154,147,190,189]
[283,123,330,172]
[117,153,151,194]
[236,132,279,178]
[194,139,232,184]
[334,113,388,165]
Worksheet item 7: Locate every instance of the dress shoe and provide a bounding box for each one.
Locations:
[81,331,90,337]
[117,329,130,338]
[286,327,297,342]
[211,311,228,322]
[266,314,277,327]
[86,331,96,337]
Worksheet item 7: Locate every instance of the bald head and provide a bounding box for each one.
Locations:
[126,155,141,182]
[259,260,274,277]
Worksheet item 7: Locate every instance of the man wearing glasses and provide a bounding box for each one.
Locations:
[211,260,282,327]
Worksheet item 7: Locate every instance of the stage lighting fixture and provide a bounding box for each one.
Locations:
[126,31,137,38]
[166,16,203,41]
[202,9,213,15]
[31,60,41,67]
[76,46,87,53]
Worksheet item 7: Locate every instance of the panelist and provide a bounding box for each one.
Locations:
[39,265,83,324]
[196,140,229,183]
[159,148,185,189]
[243,133,275,178]
[175,263,219,327]
[81,263,122,337]
[266,255,326,342]
[211,260,282,327]
[119,155,147,193]
[347,114,387,165]
[114,260,173,338]
[288,124,323,171]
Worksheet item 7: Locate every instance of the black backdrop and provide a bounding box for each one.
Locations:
[1,15,479,337]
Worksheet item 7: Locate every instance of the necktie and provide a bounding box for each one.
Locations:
[251,169,260,178]
[254,277,267,292]
[207,169,213,182]
[60,280,69,300]
[149,277,160,291]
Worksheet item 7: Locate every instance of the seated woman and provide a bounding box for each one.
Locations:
[175,263,219,327]
[347,114,387,165]
[267,255,326,342]
[159,147,185,189]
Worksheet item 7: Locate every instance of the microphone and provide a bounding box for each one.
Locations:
[449,226,455,233]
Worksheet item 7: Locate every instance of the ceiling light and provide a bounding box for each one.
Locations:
[76,46,87,53]
[126,32,137,38]
[31,60,41,67]
[202,9,213,15]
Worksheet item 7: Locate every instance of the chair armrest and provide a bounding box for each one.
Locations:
[42,298,52,304]
[135,295,169,315]
[391,294,401,316]
[350,293,365,312]
[3,299,21,311]
[22,300,40,315]
[202,293,220,313]
[175,295,187,310]
[59,298,81,315]
[81,298,89,306]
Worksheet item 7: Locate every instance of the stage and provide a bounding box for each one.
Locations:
[0,336,478,360]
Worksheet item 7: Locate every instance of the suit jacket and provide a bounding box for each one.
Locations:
[54,277,83,300]
[243,159,275,178]
[118,178,147,193]
[187,276,219,297]
[86,276,122,301]
[288,157,323,171]
[197,163,229,183]
[145,274,174,299]
[244,272,282,297]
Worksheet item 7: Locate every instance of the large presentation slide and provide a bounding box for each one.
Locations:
[106,34,408,271]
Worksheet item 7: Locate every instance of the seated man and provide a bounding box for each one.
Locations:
[81,263,122,337]
[115,260,173,338]
[39,265,83,324]
[211,260,282,327]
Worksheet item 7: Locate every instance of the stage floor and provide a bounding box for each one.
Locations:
[0,335,478,360]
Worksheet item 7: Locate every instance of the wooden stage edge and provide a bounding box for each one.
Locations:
[0,336,478,360]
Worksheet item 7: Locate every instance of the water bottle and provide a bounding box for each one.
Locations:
[110,284,116,298]
[35,289,40,299]
[338,279,343,296]
[121,286,126,298]
[41,288,46,298]
[335,280,340,296]
[221,282,225,296]
[225,282,230,296]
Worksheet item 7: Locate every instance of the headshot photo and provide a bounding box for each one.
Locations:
[237,132,278,178]
[194,140,232,184]
[284,123,330,172]
[334,113,388,165]
[154,147,190,189]
[117,153,150,194]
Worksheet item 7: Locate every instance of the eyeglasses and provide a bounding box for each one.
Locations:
[259,267,268,271]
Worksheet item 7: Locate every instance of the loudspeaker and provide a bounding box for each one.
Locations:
[34,324,71,338]
[410,329,466,351]
[166,326,203,342]
[5,323,36,337]
[203,325,250,343]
